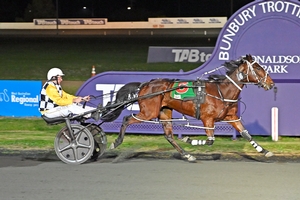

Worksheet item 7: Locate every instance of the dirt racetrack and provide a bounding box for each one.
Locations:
[1,151,300,200]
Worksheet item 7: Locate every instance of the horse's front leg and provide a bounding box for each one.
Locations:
[228,117,273,157]
[160,108,196,162]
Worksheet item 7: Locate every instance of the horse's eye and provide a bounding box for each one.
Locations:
[254,65,261,70]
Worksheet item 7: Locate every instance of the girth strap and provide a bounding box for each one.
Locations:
[193,80,206,119]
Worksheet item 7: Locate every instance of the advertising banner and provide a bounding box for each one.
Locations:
[0,80,41,117]
[77,0,300,137]
[148,17,227,28]
[147,47,214,63]
[34,19,107,25]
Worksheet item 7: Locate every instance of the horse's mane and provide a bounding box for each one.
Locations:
[143,78,175,87]
[208,57,244,81]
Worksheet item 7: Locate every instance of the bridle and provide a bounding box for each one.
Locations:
[243,60,268,85]
[226,59,268,91]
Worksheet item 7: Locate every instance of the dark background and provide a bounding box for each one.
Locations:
[1,0,254,22]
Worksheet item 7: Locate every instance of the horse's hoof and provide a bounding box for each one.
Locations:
[181,136,190,143]
[109,143,115,150]
[265,151,274,157]
[183,154,196,162]
[188,156,197,163]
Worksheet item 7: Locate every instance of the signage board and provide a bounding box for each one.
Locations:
[148,17,227,28]
[34,19,107,25]
[147,47,214,63]
[77,0,300,137]
[0,80,41,117]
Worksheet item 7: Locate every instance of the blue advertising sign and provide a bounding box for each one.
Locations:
[0,80,42,117]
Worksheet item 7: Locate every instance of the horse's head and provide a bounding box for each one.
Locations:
[237,54,274,90]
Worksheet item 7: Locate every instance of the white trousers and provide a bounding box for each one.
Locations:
[43,103,96,118]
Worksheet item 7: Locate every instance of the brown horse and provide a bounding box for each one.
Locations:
[109,55,275,162]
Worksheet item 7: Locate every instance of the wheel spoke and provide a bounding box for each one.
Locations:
[58,144,72,153]
[77,143,93,149]
[72,146,79,162]
[75,129,84,141]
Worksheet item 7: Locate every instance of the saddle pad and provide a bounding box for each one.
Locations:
[171,82,195,100]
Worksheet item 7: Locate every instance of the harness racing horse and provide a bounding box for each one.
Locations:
[109,55,275,162]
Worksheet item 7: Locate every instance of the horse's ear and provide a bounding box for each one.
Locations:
[246,54,252,62]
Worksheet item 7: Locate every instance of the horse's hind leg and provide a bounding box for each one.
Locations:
[110,105,160,149]
[109,115,134,149]
[160,108,196,162]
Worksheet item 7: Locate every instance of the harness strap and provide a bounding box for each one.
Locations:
[225,75,242,91]
[193,80,205,119]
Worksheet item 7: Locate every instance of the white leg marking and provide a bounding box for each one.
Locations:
[250,141,263,152]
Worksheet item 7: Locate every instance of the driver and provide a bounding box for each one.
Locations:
[38,67,100,120]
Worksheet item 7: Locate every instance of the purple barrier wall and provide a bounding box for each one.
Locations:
[77,0,300,137]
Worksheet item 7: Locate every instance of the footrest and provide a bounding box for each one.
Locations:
[41,115,66,125]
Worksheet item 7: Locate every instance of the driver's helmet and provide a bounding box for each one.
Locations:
[47,68,65,80]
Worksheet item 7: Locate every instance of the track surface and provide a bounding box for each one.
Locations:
[0,153,300,200]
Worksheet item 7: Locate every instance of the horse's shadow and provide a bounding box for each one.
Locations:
[104,151,223,163]
[231,152,272,163]
[173,152,221,161]
[103,150,276,163]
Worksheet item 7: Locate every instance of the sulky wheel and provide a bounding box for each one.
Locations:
[85,124,107,161]
[54,124,94,164]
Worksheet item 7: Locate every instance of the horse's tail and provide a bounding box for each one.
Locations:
[100,82,141,122]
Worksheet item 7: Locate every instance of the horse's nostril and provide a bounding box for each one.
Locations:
[271,83,275,89]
